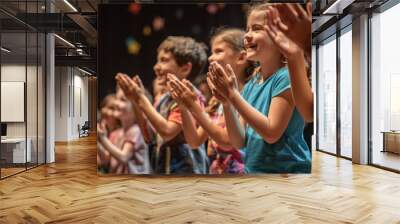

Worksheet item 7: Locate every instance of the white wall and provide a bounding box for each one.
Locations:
[55,66,69,141]
[55,67,89,141]
[72,72,89,138]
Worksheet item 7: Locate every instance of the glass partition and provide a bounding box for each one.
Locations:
[1,30,28,178]
[0,1,46,179]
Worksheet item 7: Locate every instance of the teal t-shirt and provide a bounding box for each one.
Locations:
[241,67,311,173]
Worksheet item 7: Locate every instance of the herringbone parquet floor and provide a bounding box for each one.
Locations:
[1,135,400,224]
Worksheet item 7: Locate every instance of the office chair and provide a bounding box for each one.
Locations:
[79,121,90,138]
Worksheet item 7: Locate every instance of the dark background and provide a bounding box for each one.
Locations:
[98,3,248,102]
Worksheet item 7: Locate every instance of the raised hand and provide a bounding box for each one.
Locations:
[97,122,107,139]
[115,73,144,102]
[133,75,145,91]
[264,6,303,59]
[265,3,314,123]
[265,2,312,60]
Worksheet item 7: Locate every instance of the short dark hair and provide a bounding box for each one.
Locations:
[158,36,208,81]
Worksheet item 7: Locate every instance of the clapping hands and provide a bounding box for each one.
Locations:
[167,73,200,110]
[207,62,239,104]
[115,73,145,102]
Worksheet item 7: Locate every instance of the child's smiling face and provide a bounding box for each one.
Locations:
[208,36,239,68]
[101,99,118,128]
[244,10,279,62]
[115,88,135,122]
[153,50,186,85]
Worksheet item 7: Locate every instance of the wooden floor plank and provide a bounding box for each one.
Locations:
[0,135,399,223]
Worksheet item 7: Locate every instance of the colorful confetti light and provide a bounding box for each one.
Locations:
[153,16,165,31]
[128,3,141,15]
[126,37,141,55]
[207,4,218,15]
[143,26,152,36]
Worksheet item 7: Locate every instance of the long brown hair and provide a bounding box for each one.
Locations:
[206,27,258,114]
[246,2,270,19]
[210,27,258,79]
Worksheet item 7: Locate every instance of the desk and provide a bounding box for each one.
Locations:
[1,138,31,163]
[382,131,400,154]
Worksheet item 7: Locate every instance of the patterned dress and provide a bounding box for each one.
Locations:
[206,98,244,174]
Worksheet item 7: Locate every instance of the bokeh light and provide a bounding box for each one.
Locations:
[153,16,165,31]
[126,37,141,55]
[207,4,218,15]
[128,3,141,15]
[143,26,152,36]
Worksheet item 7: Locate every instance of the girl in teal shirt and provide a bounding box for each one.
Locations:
[207,3,311,173]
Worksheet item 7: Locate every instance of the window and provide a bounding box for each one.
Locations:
[370,3,400,171]
[317,35,337,154]
[339,27,352,158]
